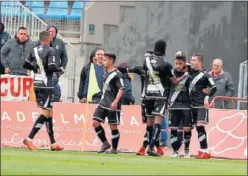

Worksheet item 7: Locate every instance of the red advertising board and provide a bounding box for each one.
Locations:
[1,101,247,159]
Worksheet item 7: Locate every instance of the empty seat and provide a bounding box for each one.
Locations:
[46,1,68,18]
[69,1,84,20]
[25,1,44,15]
[1,1,20,16]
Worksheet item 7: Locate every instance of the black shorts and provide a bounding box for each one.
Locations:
[144,99,166,118]
[191,107,209,125]
[93,106,120,125]
[169,110,192,128]
[34,82,54,110]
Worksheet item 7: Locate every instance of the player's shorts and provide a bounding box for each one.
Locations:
[34,81,54,110]
[143,99,167,118]
[168,109,192,128]
[191,107,209,125]
[34,84,54,110]
[93,106,120,125]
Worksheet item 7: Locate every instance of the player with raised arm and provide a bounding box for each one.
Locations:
[22,31,64,151]
[189,53,217,159]
[92,52,125,154]
[168,51,193,158]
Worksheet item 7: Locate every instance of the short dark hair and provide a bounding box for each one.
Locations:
[104,52,116,62]
[175,51,186,62]
[39,31,50,42]
[192,53,204,63]
[154,40,167,56]
[18,27,27,32]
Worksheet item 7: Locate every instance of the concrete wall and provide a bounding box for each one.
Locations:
[82,1,247,103]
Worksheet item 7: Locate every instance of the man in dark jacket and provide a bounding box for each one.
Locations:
[34,26,68,102]
[1,27,33,75]
[0,22,10,74]
[209,58,235,108]
[78,48,104,104]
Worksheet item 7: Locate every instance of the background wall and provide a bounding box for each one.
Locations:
[82,1,247,103]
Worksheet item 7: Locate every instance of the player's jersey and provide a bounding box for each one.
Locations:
[168,70,191,109]
[143,52,174,99]
[24,45,61,88]
[189,69,216,106]
[100,69,125,110]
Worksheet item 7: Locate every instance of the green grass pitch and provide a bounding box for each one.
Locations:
[1,147,247,175]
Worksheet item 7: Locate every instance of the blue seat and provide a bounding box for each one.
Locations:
[25,1,44,15]
[68,1,84,20]
[45,1,68,19]
[1,1,20,16]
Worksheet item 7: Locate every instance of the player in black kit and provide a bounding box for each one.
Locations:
[189,53,217,159]
[168,51,192,158]
[22,31,64,151]
[119,41,189,156]
[92,52,125,154]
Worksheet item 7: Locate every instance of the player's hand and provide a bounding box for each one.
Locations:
[60,67,65,74]
[5,67,10,74]
[204,96,210,109]
[80,98,87,103]
[202,88,209,94]
[111,100,118,110]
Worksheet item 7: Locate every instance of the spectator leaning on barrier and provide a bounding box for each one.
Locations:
[0,22,11,74]
[1,27,33,76]
[34,26,68,102]
[79,48,104,104]
[209,58,235,108]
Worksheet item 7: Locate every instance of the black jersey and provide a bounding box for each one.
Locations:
[24,45,61,87]
[189,69,216,106]
[168,70,191,109]
[143,52,174,99]
[99,69,125,110]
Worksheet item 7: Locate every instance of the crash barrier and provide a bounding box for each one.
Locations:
[1,101,247,159]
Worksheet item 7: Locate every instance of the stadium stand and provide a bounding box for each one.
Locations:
[69,1,84,20]
[45,1,68,18]
[25,1,45,16]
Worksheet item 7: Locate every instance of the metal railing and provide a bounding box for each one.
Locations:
[0,1,78,102]
[211,96,247,110]
[237,60,247,109]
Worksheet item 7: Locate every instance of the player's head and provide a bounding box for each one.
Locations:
[212,58,223,73]
[103,52,116,68]
[191,53,204,70]
[154,40,167,56]
[16,27,28,43]
[39,31,51,45]
[94,47,105,65]
[174,51,186,72]
[47,26,58,40]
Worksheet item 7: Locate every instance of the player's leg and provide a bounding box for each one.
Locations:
[169,110,181,157]
[147,100,165,156]
[194,108,211,159]
[107,110,121,154]
[92,106,110,153]
[182,110,193,158]
[23,87,47,150]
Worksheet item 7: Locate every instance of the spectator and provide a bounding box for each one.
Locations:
[209,58,235,108]
[78,48,104,104]
[78,49,96,101]
[0,22,10,74]
[117,62,135,105]
[35,26,68,102]
[1,27,33,75]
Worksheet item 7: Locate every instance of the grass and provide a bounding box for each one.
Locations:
[1,147,247,175]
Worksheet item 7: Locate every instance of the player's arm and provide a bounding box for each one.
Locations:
[165,63,188,85]
[23,50,37,71]
[48,49,64,73]
[111,73,125,110]
[205,73,217,100]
